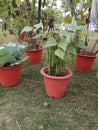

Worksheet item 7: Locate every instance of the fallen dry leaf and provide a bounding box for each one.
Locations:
[38,124,44,130]
[43,101,49,107]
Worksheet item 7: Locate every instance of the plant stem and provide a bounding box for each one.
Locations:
[95,50,98,55]
[91,39,98,53]
[13,31,23,45]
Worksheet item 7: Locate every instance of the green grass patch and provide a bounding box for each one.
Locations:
[0,32,98,130]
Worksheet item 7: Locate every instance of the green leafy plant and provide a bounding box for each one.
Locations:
[41,0,91,76]
[21,23,45,50]
[0,0,39,35]
[41,7,63,30]
[0,42,27,67]
[44,17,86,76]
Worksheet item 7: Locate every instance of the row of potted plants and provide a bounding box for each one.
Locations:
[0,0,97,97]
[0,18,98,99]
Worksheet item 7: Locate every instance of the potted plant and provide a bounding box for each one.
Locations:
[0,42,27,87]
[21,23,44,64]
[40,16,86,98]
[76,38,98,72]
[61,0,98,72]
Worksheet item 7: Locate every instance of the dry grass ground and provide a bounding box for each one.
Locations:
[0,30,98,130]
[0,31,18,44]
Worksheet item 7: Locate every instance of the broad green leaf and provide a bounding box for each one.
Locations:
[77,20,85,25]
[6,44,26,59]
[54,24,61,30]
[63,15,71,23]
[45,37,57,48]
[0,55,17,66]
[77,43,87,49]
[76,25,86,30]
[6,46,18,55]
[58,38,67,51]
[55,48,65,60]
[67,46,76,55]
[34,23,43,29]
[0,46,9,57]
[11,56,28,66]
[7,42,17,47]
[66,32,76,43]
[74,0,80,4]
[86,0,91,2]
[34,23,43,32]
[65,23,74,30]
[65,23,76,31]
[21,26,33,34]
[13,47,26,59]
[62,30,74,37]
[18,44,27,50]
[83,2,91,9]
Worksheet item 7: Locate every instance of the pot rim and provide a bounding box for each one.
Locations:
[40,67,73,79]
[77,53,97,58]
[0,64,22,70]
[26,46,43,52]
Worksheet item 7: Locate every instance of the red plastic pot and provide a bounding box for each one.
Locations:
[26,46,43,64]
[19,34,31,41]
[76,53,98,72]
[0,64,22,87]
[40,67,73,98]
[19,34,25,41]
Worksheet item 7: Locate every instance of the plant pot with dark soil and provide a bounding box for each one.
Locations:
[19,33,31,41]
[76,39,98,72]
[21,23,44,64]
[26,45,43,64]
[41,67,73,98]
[40,19,86,98]
[0,42,27,87]
[0,64,22,87]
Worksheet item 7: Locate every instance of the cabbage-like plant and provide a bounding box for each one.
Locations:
[0,42,27,67]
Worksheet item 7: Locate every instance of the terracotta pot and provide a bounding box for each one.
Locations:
[19,34,31,41]
[76,53,98,72]
[25,46,43,64]
[0,64,22,87]
[40,67,73,98]
[19,34,25,41]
